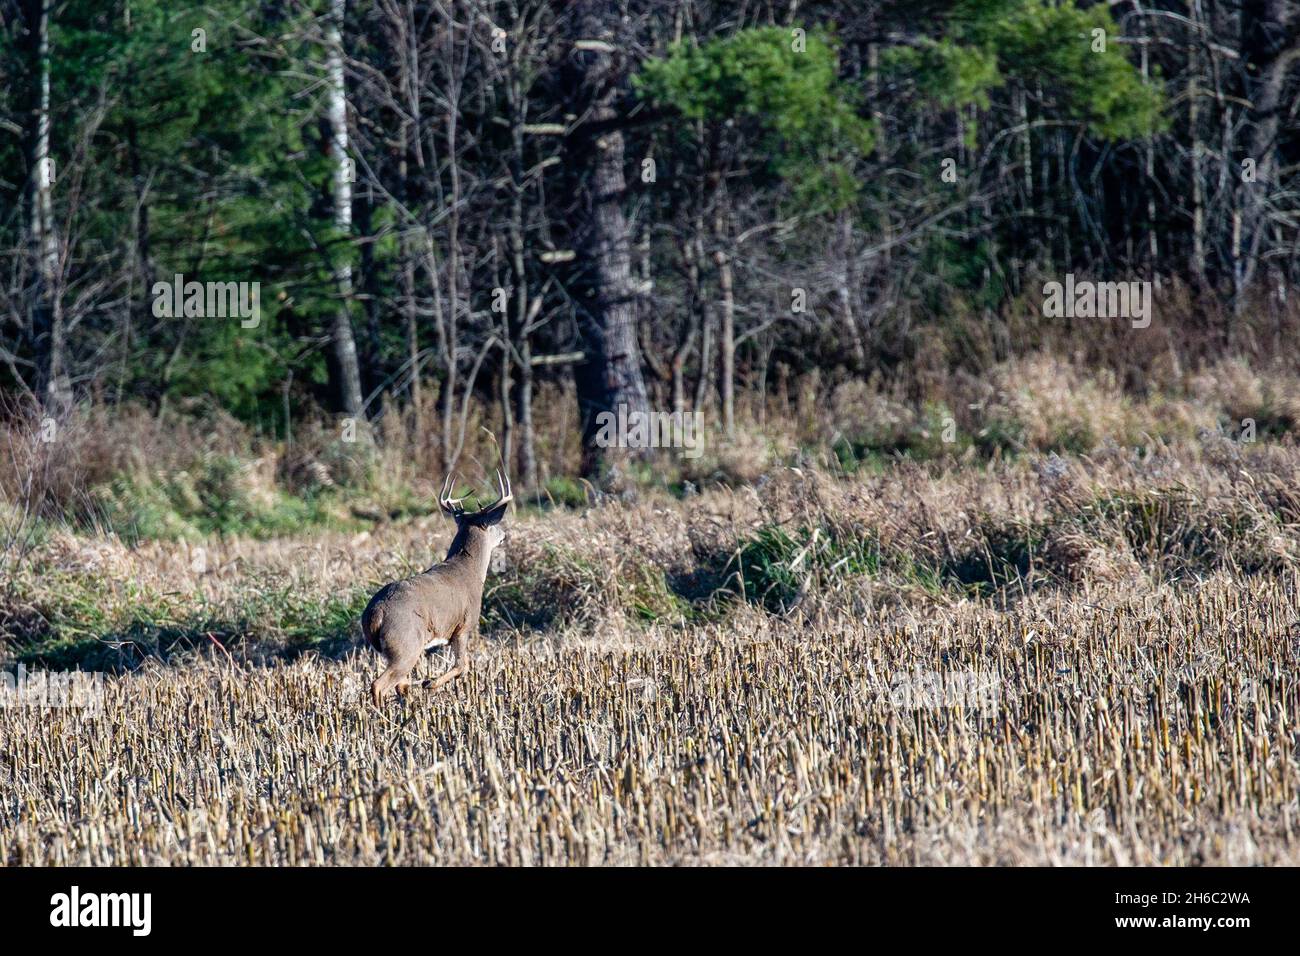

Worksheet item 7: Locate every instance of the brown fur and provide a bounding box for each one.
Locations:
[363,473,510,705]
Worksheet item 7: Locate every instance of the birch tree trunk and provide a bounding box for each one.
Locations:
[23,0,70,414]
[325,0,364,420]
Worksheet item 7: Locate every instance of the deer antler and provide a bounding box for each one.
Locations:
[438,469,512,518]
[438,473,467,516]
[487,467,513,511]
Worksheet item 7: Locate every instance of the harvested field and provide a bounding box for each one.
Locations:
[4,429,1299,865]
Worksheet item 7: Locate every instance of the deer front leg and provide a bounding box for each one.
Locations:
[425,627,472,693]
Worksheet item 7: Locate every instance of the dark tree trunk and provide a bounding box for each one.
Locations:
[564,1,650,477]
[1235,0,1299,308]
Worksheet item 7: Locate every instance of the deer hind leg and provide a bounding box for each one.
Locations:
[370,642,421,706]
[424,627,471,694]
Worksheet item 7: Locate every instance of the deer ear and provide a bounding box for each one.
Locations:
[478,501,510,526]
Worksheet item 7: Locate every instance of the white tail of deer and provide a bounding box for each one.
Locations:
[362,469,512,705]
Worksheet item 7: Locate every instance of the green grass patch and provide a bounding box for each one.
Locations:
[88,455,357,541]
[939,518,1048,596]
[727,524,881,612]
[1075,490,1276,574]
[5,572,371,670]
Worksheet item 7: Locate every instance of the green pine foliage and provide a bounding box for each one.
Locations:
[636,27,875,210]
[891,0,1164,139]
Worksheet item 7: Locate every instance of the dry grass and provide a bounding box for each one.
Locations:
[3,357,1300,865]
[2,575,1297,865]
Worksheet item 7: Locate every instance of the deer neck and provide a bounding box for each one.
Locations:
[441,526,493,585]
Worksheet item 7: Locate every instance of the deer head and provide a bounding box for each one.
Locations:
[438,468,513,564]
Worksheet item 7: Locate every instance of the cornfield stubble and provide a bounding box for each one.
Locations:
[2,357,1300,864]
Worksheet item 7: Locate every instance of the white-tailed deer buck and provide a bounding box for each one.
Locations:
[362,469,512,705]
